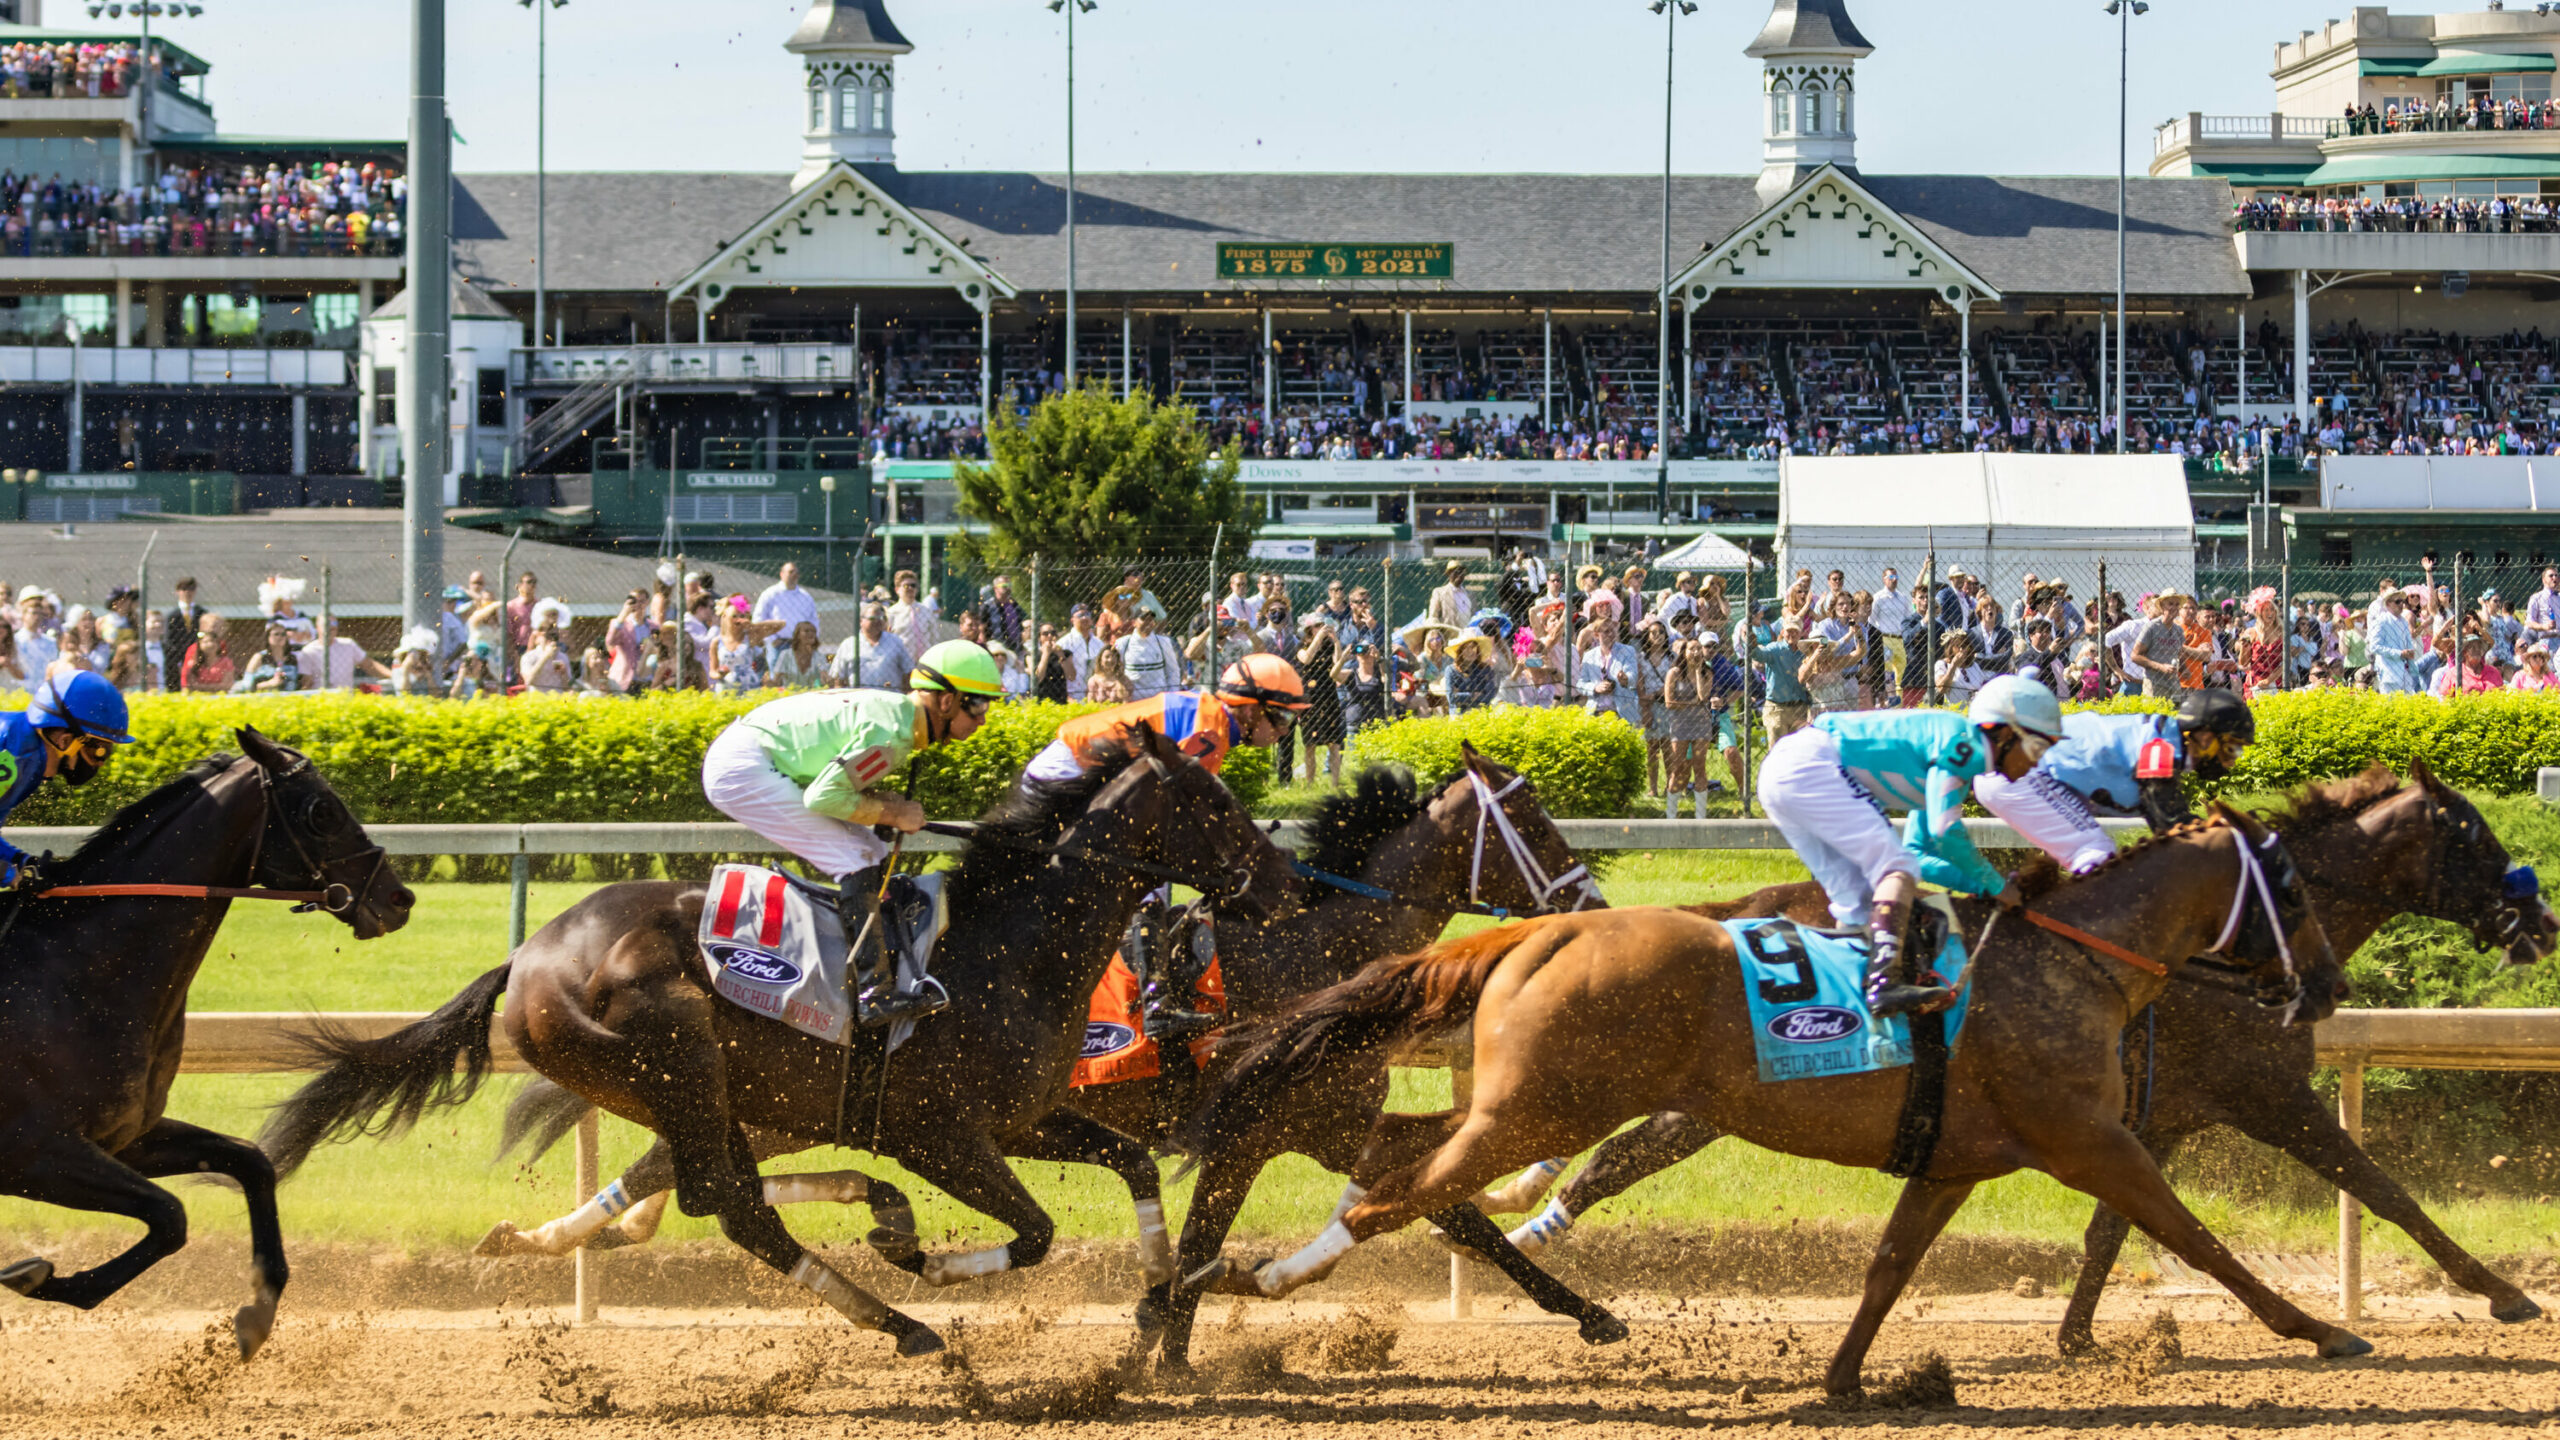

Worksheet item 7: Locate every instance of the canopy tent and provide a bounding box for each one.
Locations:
[1650,529,1758,572]
[1777,454,2195,604]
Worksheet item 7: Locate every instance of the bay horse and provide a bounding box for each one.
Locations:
[0,728,413,1360]
[468,747,1606,1364]
[1475,762,2557,1349]
[261,725,1295,1358]
[1182,803,2369,1394]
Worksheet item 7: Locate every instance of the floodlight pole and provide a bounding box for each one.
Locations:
[403,0,451,635]
[1654,0,1681,524]
[2112,0,2139,455]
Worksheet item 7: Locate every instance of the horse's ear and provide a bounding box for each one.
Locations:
[1459,740,1485,775]
[2211,799,2271,845]
[2408,754,2441,792]
[235,726,289,771]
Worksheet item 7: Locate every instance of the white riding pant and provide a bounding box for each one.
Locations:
[1758,726,1915,929]
[1024,737,1085,784]
[1973,768,2117,876]
[701,725,888,880]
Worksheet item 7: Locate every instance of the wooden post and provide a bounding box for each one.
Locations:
[1448,1044,1475,1320]
[2338,1059,2364,1322]
[575,1108,601,1324]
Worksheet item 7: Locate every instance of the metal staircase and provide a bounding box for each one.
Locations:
[519,348,640,469]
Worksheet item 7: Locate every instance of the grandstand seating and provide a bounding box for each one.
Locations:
[1167,325,1258,409]
[881,321,981,406]
[1477,328,1548,405]
[1575,326,1661,430]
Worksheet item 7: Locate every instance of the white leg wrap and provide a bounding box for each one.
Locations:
[508,1179,631,1256]
[919,1245,1013,1287]
[1505,1197,1575,1257]
[1255,1220,1356,1298]
[1327,1182,1368,1226]
[1480,1159,1567,1214]
[614,1190,671,1244]
[1134,1197,1175,1287]
[763,1171,870,1208]
[789,1252,891,1328]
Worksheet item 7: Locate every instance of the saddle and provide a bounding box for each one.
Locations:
[699,864,949,1052]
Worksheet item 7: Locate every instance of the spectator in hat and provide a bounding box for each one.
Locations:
[437,584,471,676]
[1428,561,1476,628]
[1577,614,1641,728]
[1446,633,1500,714]
[388,627,441,697]
[101,583,138,642]
[520,622,575,693]
[260,577,315,643]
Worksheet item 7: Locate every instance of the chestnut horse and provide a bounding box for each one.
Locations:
[263,726,1295,1359]
[1476,762,2557,1350]
[1183,803,2365,1394]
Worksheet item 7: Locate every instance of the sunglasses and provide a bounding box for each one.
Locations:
[957,694,992,720]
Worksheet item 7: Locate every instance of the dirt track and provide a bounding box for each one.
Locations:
[3,1280,2558,1438]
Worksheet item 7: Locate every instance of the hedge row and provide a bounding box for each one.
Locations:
[1346,706,1649,818]
[2069,691,2560,798]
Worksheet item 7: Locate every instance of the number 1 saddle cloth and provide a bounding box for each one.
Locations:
[1724,895,1977,1084]
[698,864,949,1054]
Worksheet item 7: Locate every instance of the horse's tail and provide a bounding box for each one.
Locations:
[260,962,512,1179]
[1172,921,1550,1162]
[495,1076,596,1167]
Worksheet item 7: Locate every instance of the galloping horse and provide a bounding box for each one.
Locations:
[470,746,1601,1365]
[263,725,1295,1358]
[1477,762,2558,1349]
[1184,803,2365,1394]
[0,729,413,1359]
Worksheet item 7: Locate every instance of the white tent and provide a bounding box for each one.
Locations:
[1777,454,2194,603]
[1650,529,1757,572]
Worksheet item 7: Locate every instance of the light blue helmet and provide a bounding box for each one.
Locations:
[28,666,134,745]
[1967,674,2063,759]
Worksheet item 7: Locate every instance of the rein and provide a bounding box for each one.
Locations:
[35,881,352,912]
[2020,827,2300,1012]
[1290,860,1519,920]
[920,819,1245,898]
[2021,908,2167,976]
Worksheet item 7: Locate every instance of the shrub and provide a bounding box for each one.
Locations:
[1345,707,1647,818]
[11,692,1270,827]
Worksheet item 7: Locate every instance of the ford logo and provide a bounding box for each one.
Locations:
[1768,1005,1864,1044]
[1081,1022,1138,1059]
[709,942,802,986]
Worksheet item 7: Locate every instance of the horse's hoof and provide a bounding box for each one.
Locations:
[0,1259,52,1298]
[884,1313,944,1358]
[2055,1322,2099,1357]
[472,1222,523,1258]
[1179,1257,1233,1295]
[1578,1310,1629,1346]
[233,1299,277,1362]
[2493,1295,2543,1325]
[2319,1329,2375,1360]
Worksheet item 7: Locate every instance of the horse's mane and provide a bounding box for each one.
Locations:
[2010,763,2406,904]
[1299,766,1432,884]
[56,752,245,872]
[941,736,1145,906]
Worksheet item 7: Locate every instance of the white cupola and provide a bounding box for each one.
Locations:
[1746,0,1873,206]
[788,0,913,187]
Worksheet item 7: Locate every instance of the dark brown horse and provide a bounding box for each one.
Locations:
[1475,763,2558,1349]
[262,725,1294,1358]
[0,730,413,1359]
[470,747,1607,1364]
[1182,804,2366,1394]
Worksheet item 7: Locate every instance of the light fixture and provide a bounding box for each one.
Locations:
[2103,0,2149,12]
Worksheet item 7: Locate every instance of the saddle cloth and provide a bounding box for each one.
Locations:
[1069,951,1227,1088]
[1726,896,1976,1084]
[699,864,949,1052]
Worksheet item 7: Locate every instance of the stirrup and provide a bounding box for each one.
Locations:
[1141,1003,1218,1043]
[856,975,949,1028]
[1866,975,1953,1019]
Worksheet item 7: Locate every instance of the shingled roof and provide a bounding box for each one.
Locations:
[449,168,2247,303]
[1745,0,1874,57]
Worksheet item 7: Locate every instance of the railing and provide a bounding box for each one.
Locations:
[2155,113,2330,154]
[0,346,348,386]
[513,343,859,388]
[0,224,399,260]
[696,436,873,472]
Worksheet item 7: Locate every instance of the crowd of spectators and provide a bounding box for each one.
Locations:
[2234,193,2560,234]
[2336,94,2560,135]
[0,159,405,261]
[0,40,149,99]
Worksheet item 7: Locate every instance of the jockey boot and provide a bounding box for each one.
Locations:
[1863,896,1952,1019]
[1125,901,1217,1042]
[844,867,947,1028]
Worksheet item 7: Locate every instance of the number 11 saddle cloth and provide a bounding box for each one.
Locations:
[1725,895,1977,1084]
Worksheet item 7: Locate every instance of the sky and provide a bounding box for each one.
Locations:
[113,0,2497,177]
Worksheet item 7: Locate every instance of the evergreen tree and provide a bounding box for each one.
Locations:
[953,384,1253,566]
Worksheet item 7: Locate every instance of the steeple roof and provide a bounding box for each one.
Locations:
[1744,0,1872,58]
[786,0,913,56]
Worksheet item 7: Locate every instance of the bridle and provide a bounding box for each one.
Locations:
[2420,794,2547,960]
[1464,769,1604,917]
[36,753,389,915]
[2022,825,2311,1021]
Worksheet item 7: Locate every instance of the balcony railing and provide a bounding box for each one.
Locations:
[512,343,858,387]
[2155,113,2330,154]
[0,224,398,260]
[0,347,347,386]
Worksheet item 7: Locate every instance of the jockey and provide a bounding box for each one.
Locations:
[700,639,1001,1027]
[1023,653,1308,1038]
[1021,652,1307,784]
[0,667,136,887]
[1973,688,2256,873]
[1757,677,2061,1016]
